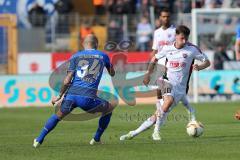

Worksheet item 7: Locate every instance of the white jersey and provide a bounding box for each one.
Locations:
[152,25,176,52]
[155,42,208,94]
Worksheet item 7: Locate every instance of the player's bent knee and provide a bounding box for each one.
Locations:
[103,103,114,114]
[162,96,174,113]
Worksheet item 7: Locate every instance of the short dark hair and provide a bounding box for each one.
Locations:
[176,25,190,37]
[160,8,170,15]
[83,34,98,49]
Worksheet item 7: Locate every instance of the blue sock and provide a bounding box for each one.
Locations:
[94,113,112,142]
[36,114,60,143]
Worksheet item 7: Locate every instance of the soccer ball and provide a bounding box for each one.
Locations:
[235,111,240,120]
[186,121,204,137]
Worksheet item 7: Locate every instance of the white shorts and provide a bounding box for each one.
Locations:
[164,87,189,111]
[157,78,189,111]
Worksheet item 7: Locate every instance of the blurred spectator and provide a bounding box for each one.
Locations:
[192,0,205,9]
[93,0,106,15]
[136,16,153,51]
[155,18,161,29]
[106,0,132,15]
[92,20,107,50]
[106,0,115,14]
[140,0,154,17]
[213,42,230,70]
[54,0,73,14]
[105,0,130,15]
[80,21,94,41]
[114,0,125,14]
[108,19,123,42]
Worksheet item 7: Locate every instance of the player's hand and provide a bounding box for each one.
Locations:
[192,64,200,71]
[143,74,151,86]
[52,95,62,106]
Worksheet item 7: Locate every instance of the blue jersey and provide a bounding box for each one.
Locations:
[67,49,110,97]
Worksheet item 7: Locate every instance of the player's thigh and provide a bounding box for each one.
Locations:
[88,97,112,114]
[161,85,175,112]
[75,96,111,114]
[58,95,76,117]
[162,95,174,112]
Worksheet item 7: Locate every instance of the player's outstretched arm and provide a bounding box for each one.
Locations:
[107,64,115,77]
[192,60,211,71]
[52,71,74,105]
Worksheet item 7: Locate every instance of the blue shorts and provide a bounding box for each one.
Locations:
[60,94,110,114]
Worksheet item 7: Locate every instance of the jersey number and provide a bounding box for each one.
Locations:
[77,59,101,79]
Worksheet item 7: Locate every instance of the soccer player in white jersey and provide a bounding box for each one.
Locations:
[120,25,210,141]
[152,9,175,54]
[152,8,196,119]
[119,10,195,141]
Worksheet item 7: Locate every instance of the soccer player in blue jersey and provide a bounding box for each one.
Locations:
[33,34,115,148]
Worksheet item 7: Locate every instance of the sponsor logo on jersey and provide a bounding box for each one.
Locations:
[169,61,186,68]
[169,61,180,68]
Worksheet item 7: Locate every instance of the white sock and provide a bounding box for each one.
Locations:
[156,99,164,110]
[159,99,164,106]
[154,108,168,133]
[131,117,155,137]
[183,103,196,121]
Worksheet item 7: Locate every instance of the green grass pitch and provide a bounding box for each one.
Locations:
[0,102,240,160]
